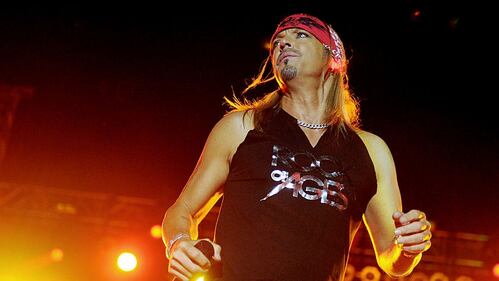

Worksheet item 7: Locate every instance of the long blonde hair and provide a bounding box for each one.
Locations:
[224,52,361,135]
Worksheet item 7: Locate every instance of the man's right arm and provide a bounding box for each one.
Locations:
[161,110,253,280]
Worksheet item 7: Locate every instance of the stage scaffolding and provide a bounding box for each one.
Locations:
[0,182,495,281]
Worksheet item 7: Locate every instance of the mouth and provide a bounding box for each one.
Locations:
[277,52,298,65]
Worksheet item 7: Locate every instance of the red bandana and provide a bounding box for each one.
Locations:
[270,13,345,72]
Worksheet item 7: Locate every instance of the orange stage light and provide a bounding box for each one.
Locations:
[430,272,449,281]
[150,224,162,239]
[50,248,64,262]
[117,252,137,272]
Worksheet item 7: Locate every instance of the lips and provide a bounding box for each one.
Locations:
[277,52,298,65]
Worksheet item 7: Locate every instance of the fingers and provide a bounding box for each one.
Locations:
[168,258,191,281]
[198,238,222,262]
[397,210,426,226]
[169,269,188,281]
[167,239,223,280]
[185,243,212,269]
[213,242,222,261]
[400,240,432,255]
[171,250,207,277]
[395,219,431,236]
[396,229,432,245]
[393,209,433,256]
[167,240,212,280]
[392,211,403,221]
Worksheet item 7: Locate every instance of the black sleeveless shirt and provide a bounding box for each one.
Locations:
[214,108,377,281]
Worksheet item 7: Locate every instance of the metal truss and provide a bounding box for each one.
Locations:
[1,181,495,280]
[0,182,161,230]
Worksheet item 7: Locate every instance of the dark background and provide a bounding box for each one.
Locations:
[0,2,497,237]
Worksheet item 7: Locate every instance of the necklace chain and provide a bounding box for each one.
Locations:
[296,119,330,129]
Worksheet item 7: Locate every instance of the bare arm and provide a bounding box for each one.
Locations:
[162,110,253,280]
[358,130,432,277]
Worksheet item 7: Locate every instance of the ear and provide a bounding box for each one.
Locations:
[324,60,341,80]
[329,60,342,73]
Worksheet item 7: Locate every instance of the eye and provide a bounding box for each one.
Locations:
[297,32,309,38]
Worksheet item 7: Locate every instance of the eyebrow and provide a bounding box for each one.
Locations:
[274,28,309,39]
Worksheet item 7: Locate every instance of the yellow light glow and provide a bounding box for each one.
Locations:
[358,265,380,281]
[150,224,162,239]
[409,272,429,281]
[50,248,64,262]
[117,252,137,272]
[194,276,205,281]
[55,202,76,214]
[430,272,449,281]
[494,263,499,278]
[455,275,474,281]
[0,274,18,281]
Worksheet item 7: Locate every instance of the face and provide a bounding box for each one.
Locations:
[271,28,329,83]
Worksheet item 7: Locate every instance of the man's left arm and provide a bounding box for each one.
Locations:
[357,131,432,277]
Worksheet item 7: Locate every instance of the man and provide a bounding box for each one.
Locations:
[162,13,432,281]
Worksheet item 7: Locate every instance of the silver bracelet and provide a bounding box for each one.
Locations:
[166,233,191,259]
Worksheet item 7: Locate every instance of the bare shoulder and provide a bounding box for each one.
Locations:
[209,110,255,161]
[355,129,394,167]
[217,110,255,132]
[211,110,254,141]
[356,130,388,150]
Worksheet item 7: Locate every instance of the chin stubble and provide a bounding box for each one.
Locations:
[280,59,297,81]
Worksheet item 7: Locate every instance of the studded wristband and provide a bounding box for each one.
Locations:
[166,233,191,259]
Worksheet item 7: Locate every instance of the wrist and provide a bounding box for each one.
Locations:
[166,233,191,259]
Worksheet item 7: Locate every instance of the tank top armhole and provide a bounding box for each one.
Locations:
[349,129,378,219]
[228,129,257,166]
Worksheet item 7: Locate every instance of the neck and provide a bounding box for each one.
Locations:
[280,75,333,124]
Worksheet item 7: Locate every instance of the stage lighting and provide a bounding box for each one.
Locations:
[408,272,429,281]
[455,275,474,281]
[50,248,64,262]
[150,224,162,239]
[117,252,137,272]
[344,264,355,281]
[429,272,449,281]
[359,265,380,281]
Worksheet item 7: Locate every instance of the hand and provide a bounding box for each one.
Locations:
[392,210,432,258]
[167,238,222,281]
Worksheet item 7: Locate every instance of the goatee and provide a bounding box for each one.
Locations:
[280,62,297,81]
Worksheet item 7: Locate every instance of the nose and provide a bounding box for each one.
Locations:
[279,40,291,51]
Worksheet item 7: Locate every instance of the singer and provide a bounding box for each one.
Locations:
[162,13,432,281]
